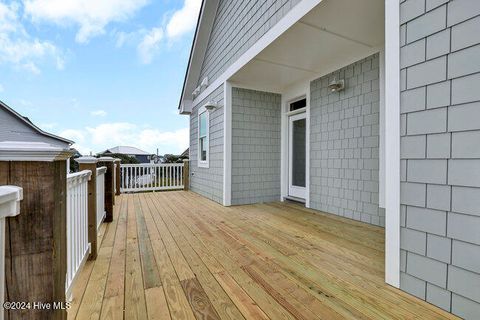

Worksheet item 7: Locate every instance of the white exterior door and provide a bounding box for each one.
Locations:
[288,112,307,199]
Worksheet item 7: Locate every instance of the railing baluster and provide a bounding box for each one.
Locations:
[174,165,177,187]
[126,167,129,190]
[151,166,154,189]
[161,166,164,188]
[135,167,138,189]
[66,170,92,298]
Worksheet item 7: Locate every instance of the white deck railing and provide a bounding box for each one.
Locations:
[0,186,22,320]
[66,170,91,300]
[120,163,184,193]
[96,167,107,230]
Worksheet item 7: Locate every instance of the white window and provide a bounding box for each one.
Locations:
[198,107,209,168]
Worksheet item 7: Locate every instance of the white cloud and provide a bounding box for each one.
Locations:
[137,0,201,64]
[165,0,201,39]
[56,122,188,155]
[0,84,4,92]
[90,109,107,117]
[114,30,132,48]
[23,0,149,43]
[21,61,41,74]
[138,27,163,64]
[59,128,90,154]
[0,2,64,73]
[59,128,86,143]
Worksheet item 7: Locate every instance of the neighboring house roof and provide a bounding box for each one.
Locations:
[103,146,151,155]
[178,0,219,114]
[180,148,189,158]
[0,100,73,147]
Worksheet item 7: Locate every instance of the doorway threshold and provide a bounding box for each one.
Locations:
[284,195,306,204]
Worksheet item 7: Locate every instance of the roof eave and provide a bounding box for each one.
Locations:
[178,0,220,115]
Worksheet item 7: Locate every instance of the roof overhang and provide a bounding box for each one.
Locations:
[178,0,219,115]
[229,0,385,92]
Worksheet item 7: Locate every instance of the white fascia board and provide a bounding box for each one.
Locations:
[192,0,324,106]
[180,100,193,115]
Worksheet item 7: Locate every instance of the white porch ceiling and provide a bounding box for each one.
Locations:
[230,0,385,92]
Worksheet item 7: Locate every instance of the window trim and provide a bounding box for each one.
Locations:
[197,106,209,168]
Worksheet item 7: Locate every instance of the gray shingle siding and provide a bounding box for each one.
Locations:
[309,54,384,227]
[231,87,281,205]
[198,0,301,87]
[400,1,480,316]
[189,85,224,204]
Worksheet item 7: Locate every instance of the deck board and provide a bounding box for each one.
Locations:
[69,191,459,320]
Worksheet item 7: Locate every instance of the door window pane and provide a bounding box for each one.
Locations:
[290,98,306,112]
[292,118,306,187]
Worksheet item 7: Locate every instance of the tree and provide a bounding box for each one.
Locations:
[68,148,82,173]
[161,153,188,163]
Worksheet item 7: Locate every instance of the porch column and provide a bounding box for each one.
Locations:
[0,141,72,320]
[97,157,114,223]
[75,156,99,260]
[114,159,121,196]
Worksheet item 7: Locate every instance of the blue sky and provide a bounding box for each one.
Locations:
[0,0,200,155]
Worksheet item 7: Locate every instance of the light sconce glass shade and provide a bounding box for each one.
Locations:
[328,78,345,92]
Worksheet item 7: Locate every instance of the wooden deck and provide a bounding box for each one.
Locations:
[68,191,458,320]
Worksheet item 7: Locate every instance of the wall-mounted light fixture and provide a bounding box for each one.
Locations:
[204,100,221,112]
[328,78,345,92]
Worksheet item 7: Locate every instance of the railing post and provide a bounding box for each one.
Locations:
[0,141,72,320]
[114,159,121,196]
[97,157,115,223]
[75,156,98,260]
[183,159,190,191]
